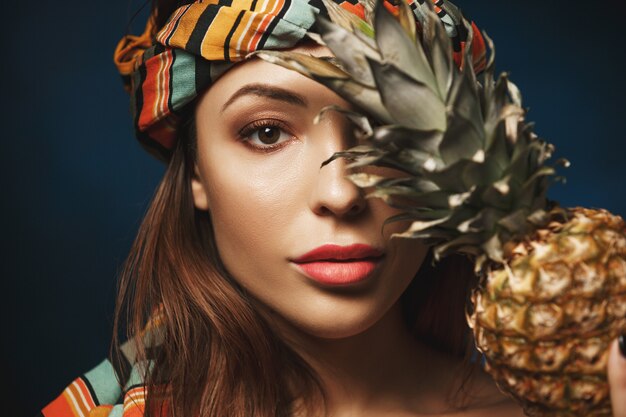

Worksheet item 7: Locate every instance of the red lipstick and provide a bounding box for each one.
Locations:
[291,244,384,286]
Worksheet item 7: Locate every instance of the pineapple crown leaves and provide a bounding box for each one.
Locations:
[255,0,568,264]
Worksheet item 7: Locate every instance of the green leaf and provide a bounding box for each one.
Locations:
[446,50,485,147]
[423,159,480,193]
[440,112,484,166]
[371,126,444,154]
[420,4,453,99]
[316,16,380,87]
[368,59,446,131]
[373,0,439,93]
[397,0,417,43]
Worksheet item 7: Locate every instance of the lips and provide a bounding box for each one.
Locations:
[291,244,384,286]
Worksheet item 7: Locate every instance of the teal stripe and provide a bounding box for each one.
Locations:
[262,3,317,49]
[83,359,123,405]
[170,50,199,112]
[281,1,318,30]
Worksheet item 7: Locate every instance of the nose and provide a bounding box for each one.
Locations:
[309,157,367,218]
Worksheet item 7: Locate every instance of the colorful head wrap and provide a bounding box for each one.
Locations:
[114,0,486,160]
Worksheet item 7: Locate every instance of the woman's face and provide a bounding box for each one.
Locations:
[191,44,428,340]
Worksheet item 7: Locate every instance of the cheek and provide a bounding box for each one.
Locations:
[201,151,306,278]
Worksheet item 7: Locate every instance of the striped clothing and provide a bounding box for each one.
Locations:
[113,0,486,160]
[42,313,164,417]
[40,360,149,417]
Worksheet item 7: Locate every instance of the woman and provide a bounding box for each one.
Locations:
[41,0,626,416]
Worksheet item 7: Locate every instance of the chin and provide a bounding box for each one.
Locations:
[289,301,393,340]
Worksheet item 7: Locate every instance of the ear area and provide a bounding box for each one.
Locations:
[191,165,210,211]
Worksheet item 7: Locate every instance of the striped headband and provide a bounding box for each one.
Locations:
[114,0,486,160]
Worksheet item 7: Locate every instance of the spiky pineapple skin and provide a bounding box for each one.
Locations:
[469,207,626,416]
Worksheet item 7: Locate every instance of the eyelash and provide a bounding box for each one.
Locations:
[237,119,295,152]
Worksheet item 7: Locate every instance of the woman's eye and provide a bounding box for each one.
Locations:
[255,126,284,145]
[240,121,294,149]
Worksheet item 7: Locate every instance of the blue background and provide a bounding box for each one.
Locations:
[2,1,625,415]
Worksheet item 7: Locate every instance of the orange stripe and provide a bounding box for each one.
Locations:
[383,1,398,16]
[74,379,97,409]
[64,384,88,417]
[240,12,263,54]
[138,54,164,130]
[157,50,174,122]
[247,13,273,51]
[247,0,284,51]
[229,11,257,59]
[41,391,75,417]
[470,21,487,73]
[123,387,146,417]
[339,2,365,19]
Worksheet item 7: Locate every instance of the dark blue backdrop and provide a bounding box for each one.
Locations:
[3,1,625,415]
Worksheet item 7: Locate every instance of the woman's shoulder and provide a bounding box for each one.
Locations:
[42,315,165,416]
[41,358,148,417]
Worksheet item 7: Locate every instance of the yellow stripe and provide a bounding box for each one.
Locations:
[167,2,210,49]
[247,0,282,51]
[235,11,257,56]
[200,7,238,59]
[232,0,255,9]
[231,11,256,59]
[229,0,257,59]
[72,380,95,410]
[63,384,87,417]
[257,0,281,14]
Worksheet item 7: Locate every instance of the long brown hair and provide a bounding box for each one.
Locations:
[113,115,326,417]
[113,2,479,416]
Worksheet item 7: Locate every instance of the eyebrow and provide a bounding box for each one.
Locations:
[221,83,308,113]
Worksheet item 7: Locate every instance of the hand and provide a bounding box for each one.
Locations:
[609,335,626,417]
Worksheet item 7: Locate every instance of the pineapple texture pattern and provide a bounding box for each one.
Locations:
[470,208,626,416]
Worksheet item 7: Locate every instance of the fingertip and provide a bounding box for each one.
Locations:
[609,337,626,375]
[609,336,626,417]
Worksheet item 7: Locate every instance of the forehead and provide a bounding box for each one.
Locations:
[196,43,339,111]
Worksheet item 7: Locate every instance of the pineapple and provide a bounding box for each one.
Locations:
[472,207,626,416]
[257,0,626,415]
